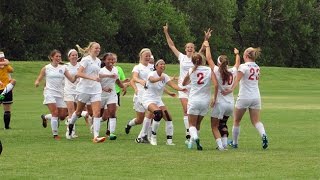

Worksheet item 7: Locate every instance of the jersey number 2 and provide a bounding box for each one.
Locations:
[248,68,260,80]
[197,73,204,84]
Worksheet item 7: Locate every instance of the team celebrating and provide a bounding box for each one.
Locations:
[1,23,269,152]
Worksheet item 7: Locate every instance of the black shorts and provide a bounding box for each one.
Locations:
[0,90,13,104]
[117,92,120,106]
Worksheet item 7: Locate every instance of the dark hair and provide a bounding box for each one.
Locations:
[100,52,113,68]
[48,49,61,61]
[218,55,232,85]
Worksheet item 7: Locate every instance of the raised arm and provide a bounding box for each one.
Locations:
[199,28,213,53]
[233,48,240,69]
[163,23,180,58]
[203,41,215,70]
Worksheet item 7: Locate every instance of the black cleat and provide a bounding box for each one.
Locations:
[41,114,47,128]
[125,122,131,134]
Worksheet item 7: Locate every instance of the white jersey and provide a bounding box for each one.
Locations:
[132,63,154,99]
[64,62,80,95]
[178,53,194,88]
[44,64,66,97]
[142,71,170,102]
[76,55,102,94]
[99,66,118,98]
[238,62,260,99]
[213,66,237,103]
[188,66,212,103]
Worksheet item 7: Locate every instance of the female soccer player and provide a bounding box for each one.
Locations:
[67,42,106,143]
[35,49,76,140]
[203,40,240,150]
[182,53,218,150]
[143,59,187,145]
[99,52,126,140]
[222,47,269,149]
[124,48,154,143]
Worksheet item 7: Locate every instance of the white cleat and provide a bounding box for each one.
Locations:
[65,131,72,140]
[150,136,157,146]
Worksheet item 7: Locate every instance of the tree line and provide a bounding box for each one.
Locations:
[0,0,319,67]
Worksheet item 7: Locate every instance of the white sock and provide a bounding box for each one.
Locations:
[45,114,52,121]
[222,137,228,147]
[147,126,152,140]
[69,112,78,124]
[138,117,151,138]
[165,121,173,137]
[189,126,198,140]
[81,111,88,117]
[128,118,136,126]
[255,122,266,137]
[1,83,14,95]
[151,120,160,135]
[93,117,101,138]
[183,116,189,135]
[109,118,116,134]
[51,116,58,135]
[232,126,240,145]
[216,138,223,149]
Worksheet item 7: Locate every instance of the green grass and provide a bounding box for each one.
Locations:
[0,61,319,179]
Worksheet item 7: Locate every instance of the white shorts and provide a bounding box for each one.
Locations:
[133,96,146,113]
[43,95,67,108]
[187,100,210,116]
[101,94,118,109]
[211,102,234,119]
[142,100,165,110]
[64,93,77,102]
[235,98,261,110]
[77,93,101,104]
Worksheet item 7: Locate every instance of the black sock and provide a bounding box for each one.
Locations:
[4,111,11,129]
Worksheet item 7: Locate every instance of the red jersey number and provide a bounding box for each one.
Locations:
[248,68,260,80]
[197,73,204,85]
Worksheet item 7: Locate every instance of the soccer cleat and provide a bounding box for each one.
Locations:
[187,140,193,149]
[216,146,227,151]
[166,142,176,146]
[195,139,203,151]
[65,131,72,140]
[150,135,157,146]
[125,122,132,134]
[53,135,61,140]
[0,94,5,101]
[135,138,142,143]
[92,137,106,143]
[109,133,117,140]
[71,134,78,138]
[262,134,268,149]
[41,114,47,128]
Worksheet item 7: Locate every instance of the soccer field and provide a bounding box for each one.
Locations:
[0,61,319,179]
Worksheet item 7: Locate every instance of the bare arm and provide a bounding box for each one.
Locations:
[203,41,215,70]
[222,71,243,95]
[35,67,46,87]
[164,87,176,97]
[132,72,146,87]
[210,72,219,107]
[149,74,165,83]
[64,70,77,83]
[163,23,180,58]
[199,28,213,53]
[233,48,240,69]
[130,78,138,95]
[182,73,190,86]
[167,80,186,92]
[77,66,100,82]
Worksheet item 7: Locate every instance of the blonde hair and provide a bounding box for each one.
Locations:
[76,42,99,56]
[191,52,206,66]
[245,47,261,61]
[139,48,152,62]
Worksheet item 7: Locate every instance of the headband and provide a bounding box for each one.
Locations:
[217,55,221,65]
[67,49,77,57]
[155,59,165,66]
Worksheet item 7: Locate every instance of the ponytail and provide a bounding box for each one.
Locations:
[218,55,232,85]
